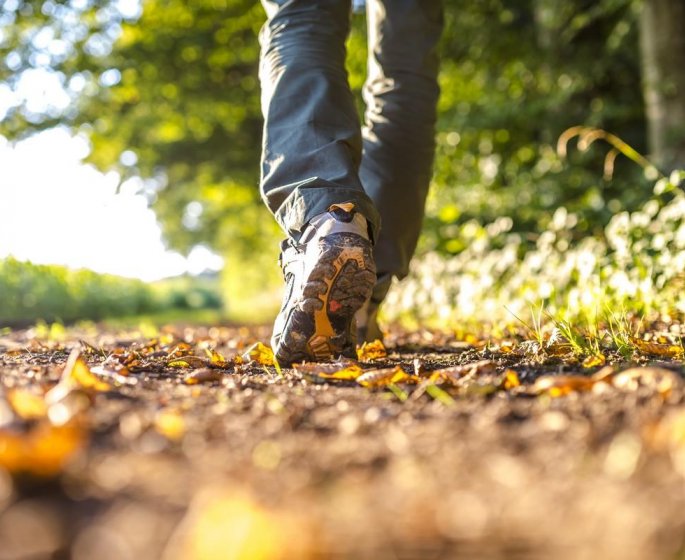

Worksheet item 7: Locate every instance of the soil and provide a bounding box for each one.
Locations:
[1,324,685,560]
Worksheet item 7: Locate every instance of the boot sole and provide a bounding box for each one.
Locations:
[274,233,376,365]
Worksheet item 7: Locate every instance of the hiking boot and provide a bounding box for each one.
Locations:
[271,204,376,366]
[355,272,391,343]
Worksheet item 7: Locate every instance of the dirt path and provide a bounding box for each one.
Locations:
[1,324,685,559]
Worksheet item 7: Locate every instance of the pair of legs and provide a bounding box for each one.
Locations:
[259,0,442,360]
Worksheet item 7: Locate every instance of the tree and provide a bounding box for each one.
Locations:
[0,0,666,311]
[639,0,685,171]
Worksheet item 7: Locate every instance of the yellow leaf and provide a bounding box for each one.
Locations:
[0,423,85,477]
[204,347,230,367]
[357,366,419,388]
[7,389,47,420]
[167,356,210,369]
[356,339,387,361]
[168,342,194,358]
[154,409,186,441]
[546,342,574,356]
[630,337,684,357]
[532,375,594,397]
[61,350,110,392]
[70,358,110,391]
[241,342,276,366]
[464,334,481,346]
[502,369,521,390]
[163,489,313,560]
[582,354,606,368]
[294,362,363,383]
[184,368,224,385]
[430,360,497,385]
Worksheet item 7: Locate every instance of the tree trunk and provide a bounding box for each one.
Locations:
[639,0,685,172]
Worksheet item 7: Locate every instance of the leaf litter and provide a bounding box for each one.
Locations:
[0,322,684,559]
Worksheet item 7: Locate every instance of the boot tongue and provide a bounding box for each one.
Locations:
[328,203,356,223]
[329,202,355,214]
[301,204,369,243]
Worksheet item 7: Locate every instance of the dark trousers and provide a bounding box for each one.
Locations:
[259,0,443,295]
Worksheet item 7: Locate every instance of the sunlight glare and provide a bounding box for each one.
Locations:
[0,128,223,281]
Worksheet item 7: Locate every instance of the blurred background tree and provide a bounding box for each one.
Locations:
[1,0,683,319]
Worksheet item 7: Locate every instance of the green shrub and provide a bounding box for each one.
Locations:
[0,258,221,325]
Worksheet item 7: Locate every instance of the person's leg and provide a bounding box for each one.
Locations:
[356,0,443,340]
[259,0,378,364]
[259,0,380,241]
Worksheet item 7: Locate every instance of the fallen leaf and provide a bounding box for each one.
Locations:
[204,347,230,368]
[460,382,500,396]
[294,362,363,383]
[502,369,521,390]
[167,356,211,369]
[630,337,684,358]
[61,350,110,392]
[0,423,86,477]
[184,368,225,385]
[168,342,194,358]
[429,360,497,385]
[241,342,276,366]
[546,342,574,356]
[79,339,101,355]
[582,354,606,368]
[7,389,47,420]
[357,340,387,361]
[357,366,419,388]
[532,375,594,397]
[154,409,186,441]
[464,334,481,347]
[163,489,313,560]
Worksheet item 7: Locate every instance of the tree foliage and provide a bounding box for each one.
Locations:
[0,0,655,264]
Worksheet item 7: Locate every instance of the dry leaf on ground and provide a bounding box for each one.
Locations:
[154,409,186,441]
[167,356,211,369]
[630,337,684,358]
[357,340,387,361]
[502,369,521,390]
[429,360,497,385]
[532,375,595,397]
[357,366,419,388]
[582,354,606,368]
[241,342,276,366]
[7,389,47,420]
[294,362,363,383]
[163,489,313,560]
[204,348,231,368]
[184,368,225,385]
[60,350,110,392]
[0,423,86,477]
